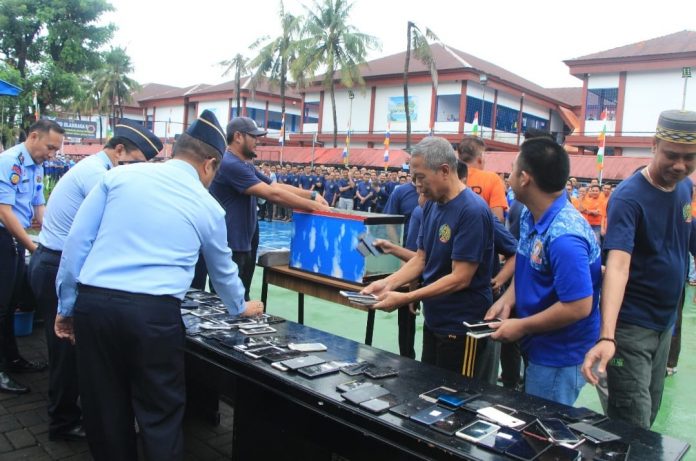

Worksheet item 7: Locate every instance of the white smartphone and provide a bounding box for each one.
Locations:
[239,326,277,335]
[288,342,328,352]
[455,420,501,442]
[477,406,526,428]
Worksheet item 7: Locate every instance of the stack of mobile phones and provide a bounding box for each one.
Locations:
[462,318,501,339]
[339,291,379,306]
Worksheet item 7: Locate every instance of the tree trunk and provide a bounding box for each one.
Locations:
[331,81,338,148]
[235,65,241,117]
[403,24,413,150]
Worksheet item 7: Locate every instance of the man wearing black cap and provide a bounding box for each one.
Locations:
[583,109,696,429]
[209,116,329,300]
[53,110,264,460]
[28,120,161,441]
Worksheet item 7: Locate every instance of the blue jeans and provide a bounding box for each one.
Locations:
[525,362,586,406]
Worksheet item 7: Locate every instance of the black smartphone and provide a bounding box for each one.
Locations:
[389,398,432,419]
[297,362,340,378]
[419,386,458,403]
[592,440,631,461]
[359,394,399,413]
[538,419,582,445]
[262,350,306,363]
[336,379,373,393]
[506,435,551,461]
[538,444,582,461]
[430,411,478,436]
[340,361,373,376]
[364,366,398,379]
[342,384,390,405]
[410,405,453,425]
[477,427,523,453]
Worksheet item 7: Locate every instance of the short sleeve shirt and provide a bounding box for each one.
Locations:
[417,188,495,334]
[0,143,45,228]
[515,194,601,367]
[467,167,508,211]
[603,172,693,330]
[209,152,271,252]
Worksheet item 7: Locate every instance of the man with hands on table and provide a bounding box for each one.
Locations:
[363,137,498,382]
[54,110,264,461]
[485,138,601,406]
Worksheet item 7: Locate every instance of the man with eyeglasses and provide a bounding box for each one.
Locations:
[209,117,329,300]
[29,120,162,441]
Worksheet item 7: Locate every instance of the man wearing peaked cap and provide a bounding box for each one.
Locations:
[208,115,330,300]
[583,109,696,429]
[53,109,263,460]
[28,119,161,441]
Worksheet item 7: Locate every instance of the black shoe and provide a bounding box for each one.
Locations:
[49,424,86,442]
[7,358,48,373]
[0,371,30,394]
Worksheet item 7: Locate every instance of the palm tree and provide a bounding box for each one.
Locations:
[220,53,248,117]
[294,0,379,147]
[248,1,303,140]
[403,21,439,150]
[93,47,139,130]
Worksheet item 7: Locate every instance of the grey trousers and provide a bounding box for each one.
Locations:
[607,321,671,429]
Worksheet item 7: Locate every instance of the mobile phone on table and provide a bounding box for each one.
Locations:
[455,419,500,442]
[537,418,582,445]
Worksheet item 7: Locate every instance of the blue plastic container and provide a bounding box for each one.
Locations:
[14,311,34,337]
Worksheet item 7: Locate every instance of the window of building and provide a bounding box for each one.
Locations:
[585,88,618,121]
[465,96,493,128]
[304,101,320,123]
[145,115,154,131]
[521,113,548,131]
[435,94,460,122]
[495,105,519,133]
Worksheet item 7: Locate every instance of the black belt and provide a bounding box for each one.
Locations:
[77,284,180,307]
[36,244,62,256]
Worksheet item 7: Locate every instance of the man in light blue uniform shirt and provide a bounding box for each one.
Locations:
[28,120,162,441]
[54,110,264,461]
[0,120,64,394]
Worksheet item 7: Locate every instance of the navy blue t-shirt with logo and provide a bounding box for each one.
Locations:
[604,172,693,331]
[417,188,495,335]
[209,152,271,252]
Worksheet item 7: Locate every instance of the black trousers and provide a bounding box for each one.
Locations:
[397,304,416,359]
[74,285,185,461]
[0,227,23,370]
[28,245,81,433]
[231,225,260,302]
[421,324,498,385]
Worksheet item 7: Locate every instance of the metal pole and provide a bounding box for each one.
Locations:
[348,90,354,159]
[311,132,315,168]
[480,85,486,138]
[683,76,689,112]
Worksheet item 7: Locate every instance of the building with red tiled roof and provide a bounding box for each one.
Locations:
[564,30,696,156]
[295,43,578,151]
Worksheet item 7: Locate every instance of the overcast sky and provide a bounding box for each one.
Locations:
[103,0,694,89]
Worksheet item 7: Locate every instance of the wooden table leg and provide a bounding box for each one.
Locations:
[298,292,305,324]
[365,309,375,346]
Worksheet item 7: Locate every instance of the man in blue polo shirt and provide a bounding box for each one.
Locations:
[364,137,496,379]
[209,117,329,300]
[487,138,600,405]
[336,169,356,210]
[583,110,696,428]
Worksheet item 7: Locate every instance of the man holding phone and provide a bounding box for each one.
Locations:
[487,138,600,406]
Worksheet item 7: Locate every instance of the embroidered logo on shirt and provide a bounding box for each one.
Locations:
[438,224,451,243]
[10,173,20,185]
[683,203,692,223]
[531,239,544,265]
[11,165,21,176]
[36,175,42,183]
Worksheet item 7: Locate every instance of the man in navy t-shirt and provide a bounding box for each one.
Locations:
[364,137,496,379]
[336,169,356,210]
[487,138,600,406]
[583,110,696,428]
[209,117,329,300]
